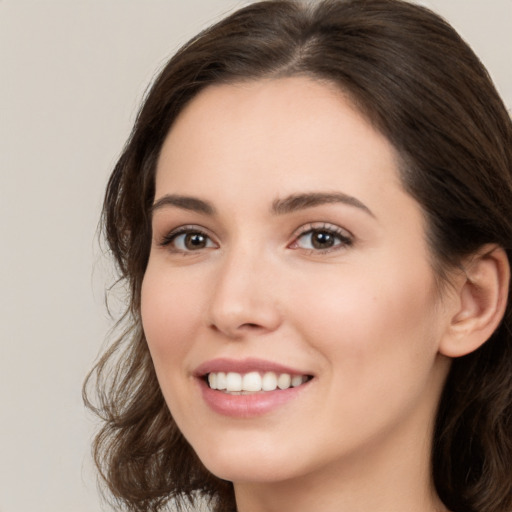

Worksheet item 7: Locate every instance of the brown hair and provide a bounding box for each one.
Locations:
[84,1,512,511]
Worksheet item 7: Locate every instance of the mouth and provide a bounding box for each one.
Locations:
[205,371,313,394]
[195,358,314,417]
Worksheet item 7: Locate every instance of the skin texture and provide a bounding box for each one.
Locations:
[141,77,461,512]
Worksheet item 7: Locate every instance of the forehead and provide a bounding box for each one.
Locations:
[155,77,405,213]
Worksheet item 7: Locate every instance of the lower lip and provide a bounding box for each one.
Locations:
[198,379,311,418]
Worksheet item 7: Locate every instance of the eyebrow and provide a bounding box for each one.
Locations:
[272,192,374,217]
[151,191,374,217]
[151,194,216,216]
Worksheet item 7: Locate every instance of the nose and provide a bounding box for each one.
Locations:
[207,248,282,339]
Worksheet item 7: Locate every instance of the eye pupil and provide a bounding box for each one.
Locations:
[185,233,207,249]
[312,231,334,249]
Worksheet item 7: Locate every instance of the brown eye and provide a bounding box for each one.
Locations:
[310,230,337,249]
[294,226,352,252]
[184,232,208,250]
[163,229,217,252]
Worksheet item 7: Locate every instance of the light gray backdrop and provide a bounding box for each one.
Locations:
[1,1,510,511]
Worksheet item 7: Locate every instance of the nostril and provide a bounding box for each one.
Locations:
[240,323,262,330]
[208,322,261,335]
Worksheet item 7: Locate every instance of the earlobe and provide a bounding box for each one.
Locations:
[440,244,510,358]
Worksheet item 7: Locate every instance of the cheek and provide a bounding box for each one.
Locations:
[290,259,441,380]
[140,265,210,427]
[140,266,202,370]
[295,265,443,438]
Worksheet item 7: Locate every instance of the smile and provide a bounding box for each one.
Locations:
[195,358,314,417]
[207,371,310,393]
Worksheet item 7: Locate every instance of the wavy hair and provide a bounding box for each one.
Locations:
[84,1,512,511]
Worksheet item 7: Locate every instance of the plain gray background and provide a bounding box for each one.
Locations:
[0,1,510,511]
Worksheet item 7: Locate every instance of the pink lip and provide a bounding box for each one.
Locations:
[194,358,313,418]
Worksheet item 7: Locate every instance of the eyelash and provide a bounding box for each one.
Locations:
[158,223,353,255]
[289,223,353,254]
[159,225,216,253]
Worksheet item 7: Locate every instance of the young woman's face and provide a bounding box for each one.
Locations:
[142,78,453,486]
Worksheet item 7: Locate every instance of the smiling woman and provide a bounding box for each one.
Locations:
[143,77,455,497]
[84,1,512,512]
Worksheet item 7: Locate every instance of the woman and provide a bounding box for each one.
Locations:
[84,1,512,511]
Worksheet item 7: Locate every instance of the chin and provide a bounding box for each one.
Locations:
[194,438,305,484]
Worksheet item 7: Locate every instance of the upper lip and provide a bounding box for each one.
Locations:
[194,357,313,378]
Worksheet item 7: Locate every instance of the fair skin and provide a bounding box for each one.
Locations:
[141,77,508,512]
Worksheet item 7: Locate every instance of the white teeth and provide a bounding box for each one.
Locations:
[261,371,277,391]
[207,371,309,393]
[277,373,291,390]
[291,375,303,387]
[226,372,242,392]
[242,372,262,391]
[216,372,227,390]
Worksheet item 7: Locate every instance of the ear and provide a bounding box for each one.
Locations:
[439,244,510,358]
